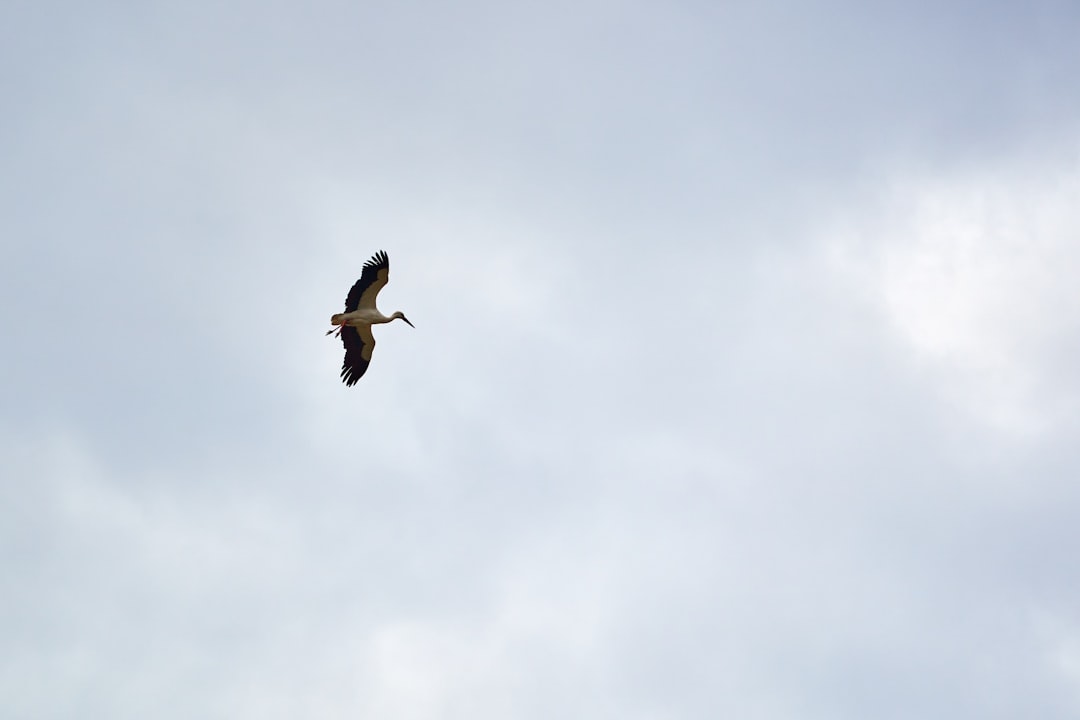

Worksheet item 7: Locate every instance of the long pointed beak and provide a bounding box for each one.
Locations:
[403,317,415,328]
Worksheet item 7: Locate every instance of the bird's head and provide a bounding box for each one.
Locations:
[393,311,415,328]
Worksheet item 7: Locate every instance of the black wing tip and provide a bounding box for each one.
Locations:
[340,360,369,386]
[363,249,389,270]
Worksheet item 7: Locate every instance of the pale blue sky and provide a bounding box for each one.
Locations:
[3,1,1080,718]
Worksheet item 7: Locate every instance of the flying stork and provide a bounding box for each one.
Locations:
[326,250,414,386]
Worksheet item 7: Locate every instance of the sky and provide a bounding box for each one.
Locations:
[3,1,1080,717]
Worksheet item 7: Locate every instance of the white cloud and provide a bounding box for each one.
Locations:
[824,145,1080,437]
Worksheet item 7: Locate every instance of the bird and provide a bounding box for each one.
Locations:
[326,250,414,386]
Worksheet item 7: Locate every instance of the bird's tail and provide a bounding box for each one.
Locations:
[326,314,346,336]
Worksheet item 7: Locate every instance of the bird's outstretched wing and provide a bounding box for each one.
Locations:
[344,250,390,312]
[341,324,376,386]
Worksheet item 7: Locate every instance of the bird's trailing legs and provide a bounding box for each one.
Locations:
[325,324,344,337]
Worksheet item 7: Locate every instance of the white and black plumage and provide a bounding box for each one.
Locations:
[326,250,414,386]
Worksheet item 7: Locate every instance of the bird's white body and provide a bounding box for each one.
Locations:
[333,308,401,326]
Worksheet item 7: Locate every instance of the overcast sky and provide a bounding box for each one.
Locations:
[3,1,1080,718]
